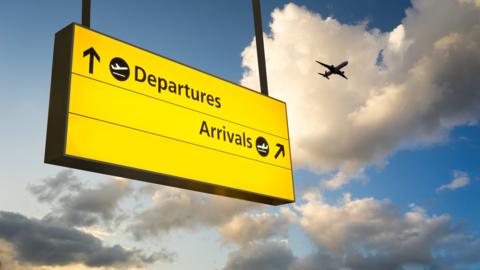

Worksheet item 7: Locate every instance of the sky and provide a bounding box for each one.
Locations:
[1,0,480,269]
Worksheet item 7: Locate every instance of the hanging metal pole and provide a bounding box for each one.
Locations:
[82,0,91,28]
[252,0,269,96]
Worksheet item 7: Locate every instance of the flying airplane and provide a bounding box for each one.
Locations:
[316,60,348,80]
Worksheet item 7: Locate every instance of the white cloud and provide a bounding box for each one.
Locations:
[437,170,470,192]
[220,193,480,269]
[321,167,366,190]
[388,24,412,52]
[297,194,451,259]
[297,194,480,269]
[240,0,480,188]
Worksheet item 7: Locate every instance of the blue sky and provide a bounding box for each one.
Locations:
[1,0,480,269]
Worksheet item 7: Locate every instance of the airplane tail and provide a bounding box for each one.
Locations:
[318,73,329,79]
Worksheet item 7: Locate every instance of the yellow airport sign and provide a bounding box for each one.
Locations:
[45,24,294,205]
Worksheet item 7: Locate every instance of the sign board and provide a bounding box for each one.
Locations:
[45,24,294,205]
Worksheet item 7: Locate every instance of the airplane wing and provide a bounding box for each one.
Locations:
[339,72,348,80]
[316,61,332,70]
[335,61,348,70]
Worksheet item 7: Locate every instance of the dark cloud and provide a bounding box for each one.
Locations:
[49,178,132,227]
[29,170,132,227]
[128,185,259,240]
[28,169,82,203]
[289,251,339,270]
[0,211,174,267]
[223,242,295,270]
[85,245,175,267]
[219,208,295,245]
